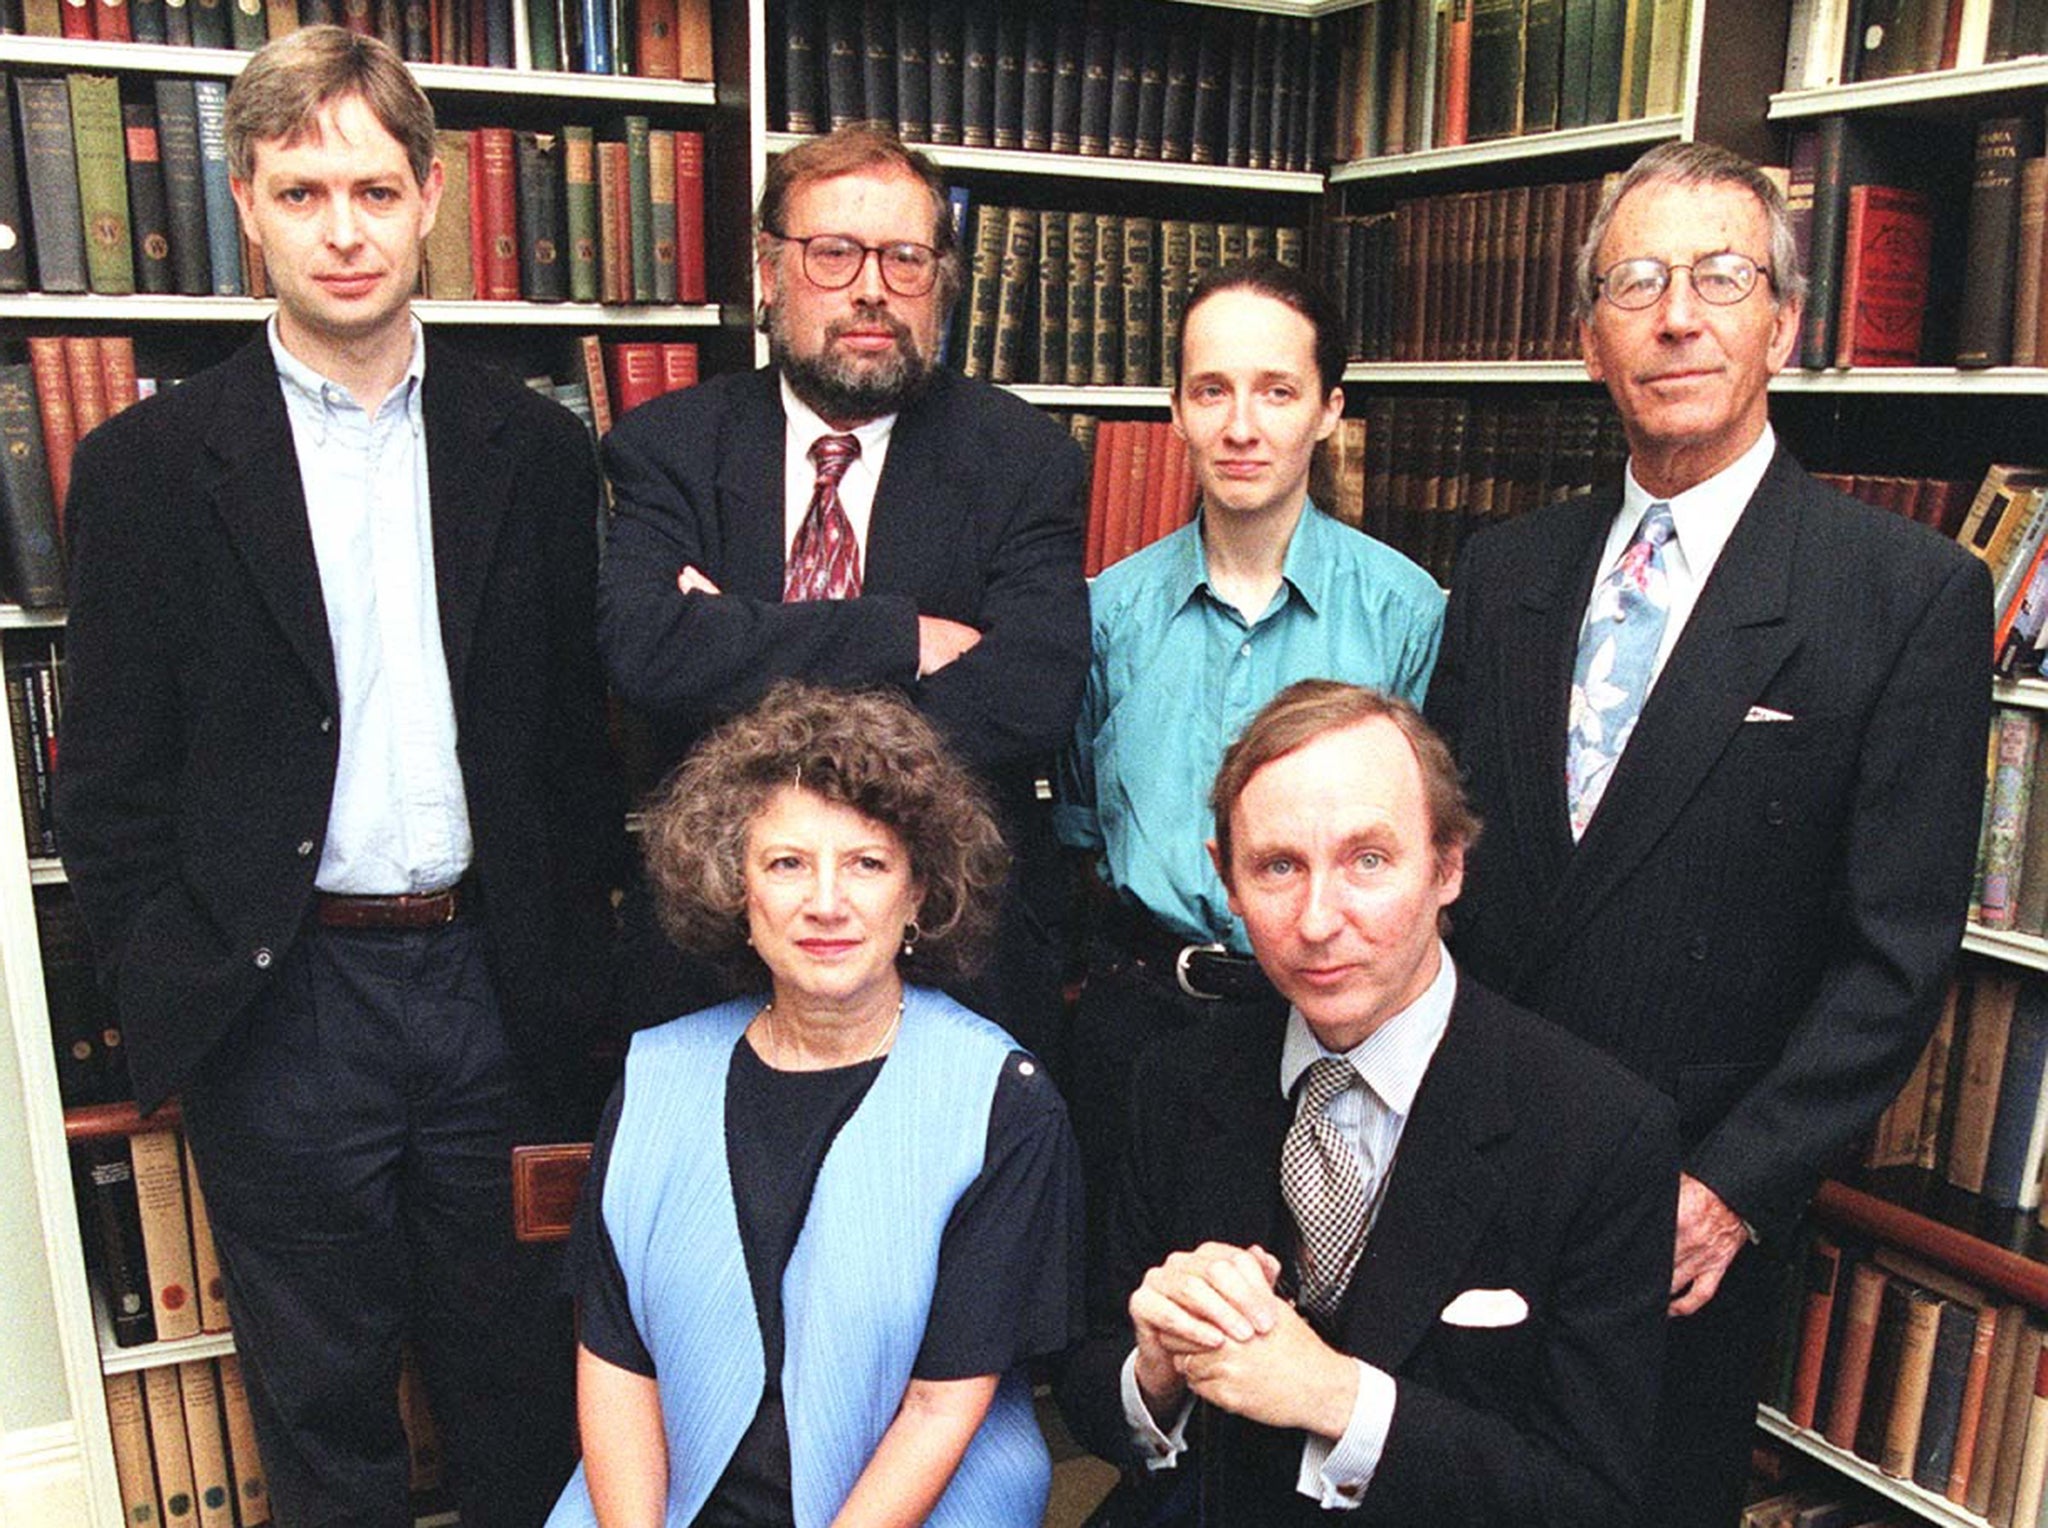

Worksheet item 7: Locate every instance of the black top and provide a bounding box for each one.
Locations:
[567,1033,1082,1527]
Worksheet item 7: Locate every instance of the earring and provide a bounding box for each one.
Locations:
[901,920,921,958]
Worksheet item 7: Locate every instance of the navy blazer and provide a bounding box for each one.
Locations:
[1427,447,1991,1246]
[1058,979,1678,1527]
[597,364,1090,802]
[55,333,627,1114]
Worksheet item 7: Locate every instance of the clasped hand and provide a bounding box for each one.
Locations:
[1129,1241,1358,1439]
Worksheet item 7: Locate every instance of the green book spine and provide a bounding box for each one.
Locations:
[527,0,562,72]
[229,0,266,50]
[1091,211,1122,387]
[647,127,676,304]
[563,125,599,305]
[624,114,653,304]
[1119,214,1156,387]
[990,204,1037,383]
[0,364,63,608]
[1158,218,1192,391]
[67,74,134,296]
[1064,208,1095,382]
[1034,207,1067,386]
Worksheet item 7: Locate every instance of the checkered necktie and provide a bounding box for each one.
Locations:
[1282,1057,1371,1319]
[1565,501,1676,839]
[784,433,863,601]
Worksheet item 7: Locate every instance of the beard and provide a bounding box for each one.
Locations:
[769,299,937,424]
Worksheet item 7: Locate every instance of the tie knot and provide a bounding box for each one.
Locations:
[810,433,860,485]
[1298,1056,1355,1114]
[1637,501,1675,549]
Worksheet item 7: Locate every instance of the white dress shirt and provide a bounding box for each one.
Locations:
[1589,424,1776,686]
[1120,951,1458,1509]
[271,317,472,895]
[778,375,897,561]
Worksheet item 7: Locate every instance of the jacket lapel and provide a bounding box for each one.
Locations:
[1554,449,1804,939]
[863,372,950,599]
[1497,493,1613,902]
[724,368,797,600]
[201,337,337,710]
[1335,992,1511,1371]
[421,340,511,714]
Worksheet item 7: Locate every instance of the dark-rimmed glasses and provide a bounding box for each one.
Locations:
[1596,253,1772,310]
[766,231,941,297]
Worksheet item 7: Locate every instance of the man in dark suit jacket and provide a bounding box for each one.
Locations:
[599,125,1087,1057]
[1425,141,1992,1528]
[55,30,624,1528]
[1060,681,1678,1526]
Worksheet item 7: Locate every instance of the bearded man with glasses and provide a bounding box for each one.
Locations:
[1425,140,1992,1528]
[599,125,1088,1068]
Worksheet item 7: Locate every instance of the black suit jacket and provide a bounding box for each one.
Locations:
[598,364,1089,792]
[1426,447,1991,1246]
[55,333,628,1115]
[1059,980,1679,1527]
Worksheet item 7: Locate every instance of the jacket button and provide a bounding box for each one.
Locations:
[1687,935,1709,962]
[297,839,315,857]
[253,947,273,969]
[320,716,334,734]
[1765,800,1786,825]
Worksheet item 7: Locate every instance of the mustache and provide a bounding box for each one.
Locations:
[826,305,916,347]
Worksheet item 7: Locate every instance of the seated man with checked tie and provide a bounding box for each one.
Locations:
[1058,679,1678,1528]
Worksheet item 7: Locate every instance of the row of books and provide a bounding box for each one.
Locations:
[953,202,1303,390]
[1812,473,1977,538]
[1975,705,2048,938]
[1766,1232,2048,1525]
[1326,0,1690,164]
[1343,393,1629,584]
[7,644,62,868]
[106,1359,269,1528]
[0,338,142,610]
[1744,1480,1910,1528]
[1864,968,2048,1213]
[777,0,1325,173]
[75,1125,225,1346]
[1951,463,2048,674]
[1320,177,1604,365]
[4,0,712,80]
[1057,415,1193,578]
[421,122,708,305]
[1792,111,2048,374]
[1784,0,2048,90]
[0,73,713,305]
[41,886,131,1110]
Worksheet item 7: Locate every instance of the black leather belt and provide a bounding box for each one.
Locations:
[315,874,475,930]
[1096,896,1275,1003]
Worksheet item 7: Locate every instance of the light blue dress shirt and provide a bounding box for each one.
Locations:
[1120,952,1458,1508]
[1056,503,1445,947]
[270,318,472,895]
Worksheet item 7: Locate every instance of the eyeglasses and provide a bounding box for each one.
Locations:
[1596,252,1772,310]
[767,231,942,297]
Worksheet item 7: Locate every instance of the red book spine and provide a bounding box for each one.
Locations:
[606,342,664,415]
[62,336,108,445]
[636,0,678,78]
[658,343,698,393]
[25,337,75,523]
[674,130,707,303]
[1083,419,1119,577]
[467,131,487,300]
[1835,184,1933,368]
[96,335,137,419]
[471,127,521,302]
[599,141,631,305]
[1440,0,1471,148]
[93,0,133,42]
[1137,418,1173,551]
[60,0,92,38]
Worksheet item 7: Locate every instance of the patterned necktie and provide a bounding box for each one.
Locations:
[1565,501,1676,840]
[784,433,863,602]
[1281,1057,1372,1319]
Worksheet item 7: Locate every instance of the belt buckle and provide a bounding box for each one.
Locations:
[1174,941,1228,1000]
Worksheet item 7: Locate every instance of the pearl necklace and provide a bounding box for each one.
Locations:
[761,996,904,1070]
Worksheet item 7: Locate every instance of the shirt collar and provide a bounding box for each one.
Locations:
[1178,497,1333,618]
[779,372,897,460]
[268,314,426,420]
[1619,423,1775,575]
[1278,946,1457,1116]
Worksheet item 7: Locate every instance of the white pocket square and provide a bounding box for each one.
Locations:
[1439,1287,1529,1328]
[1743,705,1795,723]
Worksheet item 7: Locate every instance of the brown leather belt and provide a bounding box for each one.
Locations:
[315,876,474,930]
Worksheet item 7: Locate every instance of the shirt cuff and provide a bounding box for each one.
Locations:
[1296,1360,1394,1509]
[1119,1349,1193,1471]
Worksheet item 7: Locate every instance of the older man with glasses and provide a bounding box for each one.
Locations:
[1425,139,1992,1528]
[598,124,1089,1067]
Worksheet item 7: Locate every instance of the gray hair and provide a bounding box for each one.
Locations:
[1573,141,1807,323]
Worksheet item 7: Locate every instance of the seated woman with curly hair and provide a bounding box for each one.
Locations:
[546,680,1083,1528]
